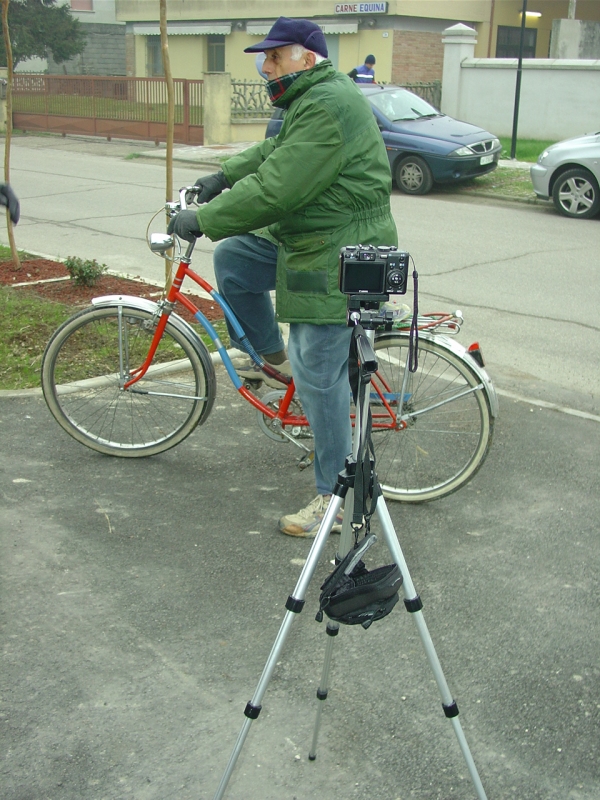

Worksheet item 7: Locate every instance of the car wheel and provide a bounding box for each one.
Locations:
[395,155,434,195]
[551,168,600,219]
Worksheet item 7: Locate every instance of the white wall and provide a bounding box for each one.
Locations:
[442,24,600,141]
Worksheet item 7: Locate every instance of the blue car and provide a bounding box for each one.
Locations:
[265,84,501,196]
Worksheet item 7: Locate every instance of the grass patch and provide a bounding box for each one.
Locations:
[0,284,230,391]
[125,152,142,160]
[0,245,38,261]
[0,286,73,390]
[498,137,556,162]
[438,167,536,199]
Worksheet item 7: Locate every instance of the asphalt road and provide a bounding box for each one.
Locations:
[2,374,599,800]
[1,134,600,800]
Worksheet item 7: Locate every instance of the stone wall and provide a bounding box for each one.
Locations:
[442,24,600,140]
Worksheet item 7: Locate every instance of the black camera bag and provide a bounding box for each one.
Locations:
[316,538,403,629]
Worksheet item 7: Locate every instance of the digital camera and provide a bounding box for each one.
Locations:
[339,245,409,296]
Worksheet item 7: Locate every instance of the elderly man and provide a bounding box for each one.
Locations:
[168,17,397,537]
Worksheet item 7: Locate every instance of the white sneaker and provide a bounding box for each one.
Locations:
[279,495,343,538]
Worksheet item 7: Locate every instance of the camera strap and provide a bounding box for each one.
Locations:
[348,325,381,533]
[408,265,419,373]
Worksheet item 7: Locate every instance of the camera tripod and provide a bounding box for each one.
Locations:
[212,306,489,800]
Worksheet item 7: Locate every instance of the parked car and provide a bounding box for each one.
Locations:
[265,85,501,195]
[530,132,600,220]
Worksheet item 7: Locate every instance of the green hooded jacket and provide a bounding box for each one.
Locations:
[196,60,397,324]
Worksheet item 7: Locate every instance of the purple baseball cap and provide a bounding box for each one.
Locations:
[244,17,328,59]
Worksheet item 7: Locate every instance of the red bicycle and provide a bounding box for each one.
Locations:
[41,189,497,502]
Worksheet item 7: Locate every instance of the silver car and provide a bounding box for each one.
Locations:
[530,131,600,219]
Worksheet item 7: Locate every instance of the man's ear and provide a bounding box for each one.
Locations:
[304,51,317,70]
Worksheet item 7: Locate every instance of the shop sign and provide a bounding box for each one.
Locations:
[335,3,388,13]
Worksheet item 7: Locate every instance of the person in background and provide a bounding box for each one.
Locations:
[349,55,376,84]
[0,183,20,224]
[168,18,396,538]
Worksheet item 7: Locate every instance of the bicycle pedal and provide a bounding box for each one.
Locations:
[297,452,314,470]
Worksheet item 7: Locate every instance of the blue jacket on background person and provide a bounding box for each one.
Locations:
[351,55,376,84]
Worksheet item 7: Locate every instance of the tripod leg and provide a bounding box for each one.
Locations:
[213,491,346,800]
[308,621,338,760]
[375,497,489,800]
[309,488,355,760]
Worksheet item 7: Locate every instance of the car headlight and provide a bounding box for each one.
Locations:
[538,150,550,163]
[450,146,474,157]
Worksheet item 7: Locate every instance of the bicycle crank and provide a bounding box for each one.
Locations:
[257,390,313,450]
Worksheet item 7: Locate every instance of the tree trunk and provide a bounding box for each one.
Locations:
[159,0,174,289]
[1,0,20,269]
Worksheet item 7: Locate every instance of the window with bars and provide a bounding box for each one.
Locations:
[207,35,225,72]
[147,36,164,77]
[496,25,537,58]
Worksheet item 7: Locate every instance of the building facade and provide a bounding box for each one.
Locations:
[116,0,600,83]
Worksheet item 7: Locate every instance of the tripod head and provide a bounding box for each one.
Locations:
[347,294,397,333]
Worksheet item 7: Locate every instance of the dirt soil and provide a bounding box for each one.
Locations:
[0,258,223,324]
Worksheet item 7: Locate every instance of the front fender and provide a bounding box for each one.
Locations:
[91,294,204,356]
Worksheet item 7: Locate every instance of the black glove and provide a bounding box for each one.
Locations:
[167,210,203,243]
[185,171,229,205]
[0,183,20,224]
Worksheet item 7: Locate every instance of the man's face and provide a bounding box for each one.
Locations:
[262,45,312,79]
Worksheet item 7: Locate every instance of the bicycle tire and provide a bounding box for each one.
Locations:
[372,332,493,502]
[41,304,216,457]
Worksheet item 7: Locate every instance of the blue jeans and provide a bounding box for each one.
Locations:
[214,234,353,494]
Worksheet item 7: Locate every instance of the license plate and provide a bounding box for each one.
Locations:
[480,154,494,165]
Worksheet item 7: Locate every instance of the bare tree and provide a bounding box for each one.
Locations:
[159,0,174,288]
[1,0,20,269]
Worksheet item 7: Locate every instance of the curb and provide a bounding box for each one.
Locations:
[0,348,240,400]
[456,191,551,207]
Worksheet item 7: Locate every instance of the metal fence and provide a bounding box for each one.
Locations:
[10,75,442,143]
[231,79,271,119]
[400,80,442,109]
[12,75,204,144]
[229,79,442,117]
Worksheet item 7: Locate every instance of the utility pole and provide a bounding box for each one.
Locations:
[510,0,528,160]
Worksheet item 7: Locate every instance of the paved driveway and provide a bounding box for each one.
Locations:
[2,368,600,800]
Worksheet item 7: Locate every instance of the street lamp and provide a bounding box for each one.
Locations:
[510,0,529,159]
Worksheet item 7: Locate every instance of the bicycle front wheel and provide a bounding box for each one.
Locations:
[372,333,493,502]
[42,304,216,456]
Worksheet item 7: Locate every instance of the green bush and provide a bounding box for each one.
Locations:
[64,256,107,287]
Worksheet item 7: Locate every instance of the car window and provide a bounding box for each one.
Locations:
[368,90,440,122]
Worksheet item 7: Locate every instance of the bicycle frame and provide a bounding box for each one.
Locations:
[119,250,314,448]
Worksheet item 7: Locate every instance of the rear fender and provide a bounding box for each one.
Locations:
[416,330,499,418]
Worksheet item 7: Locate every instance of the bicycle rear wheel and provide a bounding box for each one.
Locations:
[42,304,216,456]
[372,333,493,501]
